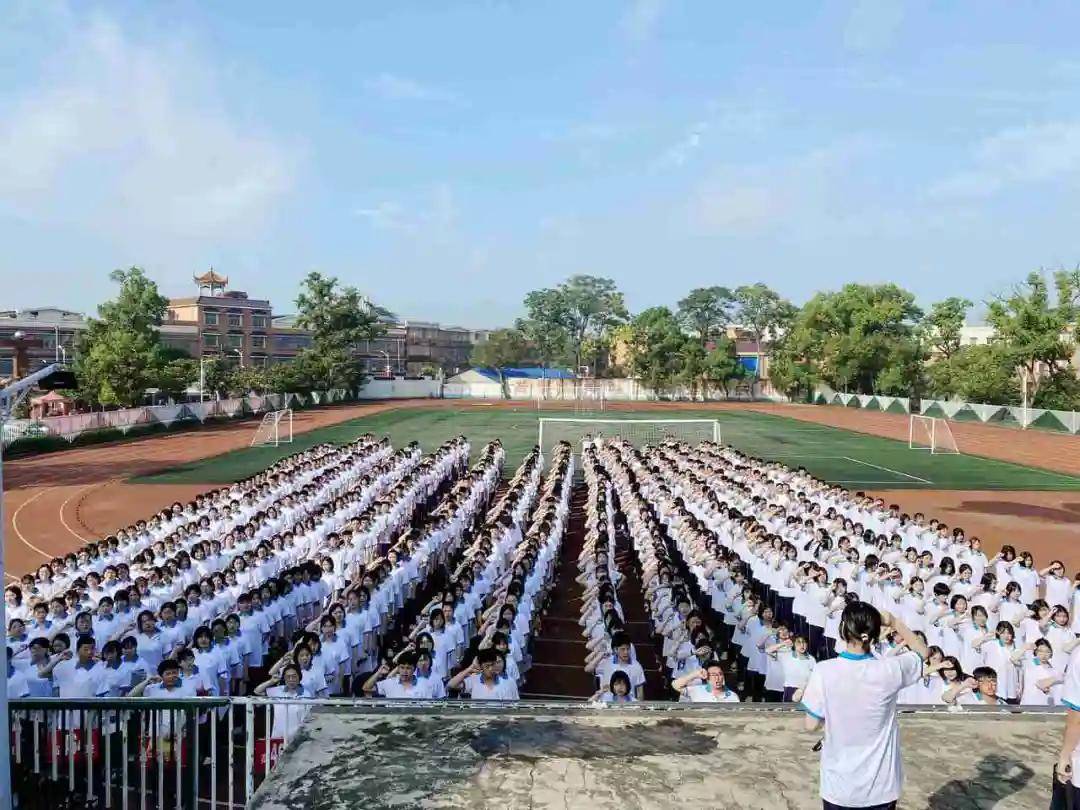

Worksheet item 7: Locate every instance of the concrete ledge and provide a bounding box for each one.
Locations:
[251,705,1058,809]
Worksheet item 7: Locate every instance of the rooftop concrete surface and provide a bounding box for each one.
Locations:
[250,703,1059,810]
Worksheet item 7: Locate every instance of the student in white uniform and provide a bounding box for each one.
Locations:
[801,602,928,810]
[254,663,313,742]
[448,649,516,700]
[672,660,740,703]
[1056,644,1080,800]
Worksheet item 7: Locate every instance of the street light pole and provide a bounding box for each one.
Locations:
[378,350,391,378]
[199,356,206,403]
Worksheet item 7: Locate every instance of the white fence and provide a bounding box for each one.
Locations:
[445,376,784,402]
[3,390,297,448]
[814,385,1080,434]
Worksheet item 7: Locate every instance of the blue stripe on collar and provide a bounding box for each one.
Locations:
[837,651,873,661]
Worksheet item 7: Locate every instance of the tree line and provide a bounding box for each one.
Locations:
[67,265,1080,412]
[476,270,1080,410]
[472,276,794,398]
[73,268,388,407]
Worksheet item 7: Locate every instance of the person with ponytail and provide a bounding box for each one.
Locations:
[800,601,928,810]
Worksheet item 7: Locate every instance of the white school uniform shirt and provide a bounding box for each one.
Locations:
[684,683,740,703]
[1020,658,1056,706]
[266,685,312,740]
[596,656,647,693]
[464,674,517,700]
[800,650,923,808]
[782,652,816,690]
[1059,647,1080,786]
[7,667,30,698]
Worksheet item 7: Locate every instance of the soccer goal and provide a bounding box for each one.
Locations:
[576,380,606,412]
[251,408,293,447]
[908,414,959,454]
[538,418,720,461]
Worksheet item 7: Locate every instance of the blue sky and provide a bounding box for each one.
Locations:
[2,1,1080,326]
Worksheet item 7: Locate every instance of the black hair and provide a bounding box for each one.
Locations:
[608,670,633,695]
[839,601,881,654]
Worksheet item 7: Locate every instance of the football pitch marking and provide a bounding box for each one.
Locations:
[841,455,931,484]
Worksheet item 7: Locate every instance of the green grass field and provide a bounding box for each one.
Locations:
[131,405,1080,491]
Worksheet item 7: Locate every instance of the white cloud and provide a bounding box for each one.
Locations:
[695,185,782,233]
[364,73,459,103]
[930,121,1080,199]
[843,0,905,53]
[353,184,458,234]
[657,121,709,168]
[655,107,776,170]
[0,11,296,241]
[690,137,878,236]
[618,0,667,43]
[353,201,410,230]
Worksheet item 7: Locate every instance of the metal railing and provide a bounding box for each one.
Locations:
[8,697,1064,808]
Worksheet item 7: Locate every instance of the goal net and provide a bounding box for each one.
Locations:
[538,418,720,461]
[251,408,293,447]
[574,380,606,413]
[908,414,959,454]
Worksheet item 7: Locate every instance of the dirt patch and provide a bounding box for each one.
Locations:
[871,489,1080,573]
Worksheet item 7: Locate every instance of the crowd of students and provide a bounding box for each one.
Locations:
[5,432,585,773]
[8,431,1077,720]
[571,436,1079,709]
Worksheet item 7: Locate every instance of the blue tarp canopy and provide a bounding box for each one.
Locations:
[474,367,576,380]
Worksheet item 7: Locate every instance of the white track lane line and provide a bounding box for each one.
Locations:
[842,456,931,484]
[11,490,56,561]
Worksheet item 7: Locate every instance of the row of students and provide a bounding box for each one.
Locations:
[588,439,744,703]
[595,436,1080,709]
[361,443,573,702]
[8,437,480,709]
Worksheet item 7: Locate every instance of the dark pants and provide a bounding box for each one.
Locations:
[823,802,896,810]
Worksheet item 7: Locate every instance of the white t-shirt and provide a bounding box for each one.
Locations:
[464,674,516,700]
[1059,646,1080,786]
[596,657,647,693]
[684,683,740,703]
[800,650,923,807]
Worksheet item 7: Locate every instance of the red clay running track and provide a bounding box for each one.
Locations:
[5,399,1080,580]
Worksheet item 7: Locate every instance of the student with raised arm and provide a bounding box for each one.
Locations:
[800,602,928,810]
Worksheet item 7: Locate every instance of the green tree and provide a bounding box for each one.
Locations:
[987,271,1079,408]
[920,296,972,360]
[198,357,232,399]
[227,365,272,396]
[75,267,172,406]
[518,289,573,370]
[471,328,528,398]
[154,358,198,402]
[783,283,923,395]
[625,307,687,396]
[286,347,365,392]
[522,275,627,374]
[295,271,390,349]
[681,335,745,398]
[677,286,734,346]
[927,343,1019,404]
[732,284,797,393]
